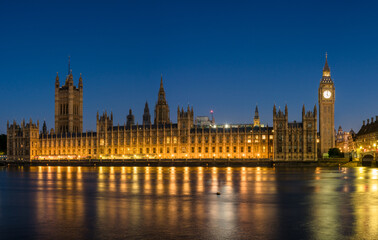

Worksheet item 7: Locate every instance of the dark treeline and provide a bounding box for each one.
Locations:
[0,134,6,154]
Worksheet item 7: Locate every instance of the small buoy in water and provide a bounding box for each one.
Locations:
[216,192,221,195]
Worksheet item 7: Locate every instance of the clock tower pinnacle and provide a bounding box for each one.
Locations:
[318,53,335,155]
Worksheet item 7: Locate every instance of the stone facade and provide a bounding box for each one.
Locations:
[273,105,318,161]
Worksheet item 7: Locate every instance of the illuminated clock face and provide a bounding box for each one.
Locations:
[323,90,332,99]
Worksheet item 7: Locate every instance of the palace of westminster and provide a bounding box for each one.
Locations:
[7,57,340,161]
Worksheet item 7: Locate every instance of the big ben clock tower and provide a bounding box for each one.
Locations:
[318,54,335,155]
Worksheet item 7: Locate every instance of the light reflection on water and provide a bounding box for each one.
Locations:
[1,166,378,239]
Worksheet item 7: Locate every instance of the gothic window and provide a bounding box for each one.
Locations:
[233,146,236,153]
[198,147,201,153]
[174,147,177,153]
[167,147,170,153]
[205,147,208,153]
[248,146,251,152]
[212,147,215,153]
[219,147,222,153]
[241,147,244,153]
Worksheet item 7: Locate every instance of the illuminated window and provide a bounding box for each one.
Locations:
[262,135,266,140]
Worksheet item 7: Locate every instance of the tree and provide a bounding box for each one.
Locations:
[328,148,344,158]
[0,134,6,154]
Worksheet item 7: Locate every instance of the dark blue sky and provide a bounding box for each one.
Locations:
[1,0,378,133]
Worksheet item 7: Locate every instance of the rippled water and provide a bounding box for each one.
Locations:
[0,166,378,239]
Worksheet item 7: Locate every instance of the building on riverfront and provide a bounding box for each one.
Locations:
[354,116,378,160]
[7,57,337,162]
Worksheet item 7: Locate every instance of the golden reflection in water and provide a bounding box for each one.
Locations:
[19,166,378,239]
[211,167,218,193]
[169,167,177,195]
[144,167,151,194]
[197,167,204,193]
[352,168,378,238]
[156,167,164,195]
[183,167,190,195]
[34,167,85,239]
[226,167,232,183]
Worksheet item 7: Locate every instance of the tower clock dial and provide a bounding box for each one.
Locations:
[323,90,331,99]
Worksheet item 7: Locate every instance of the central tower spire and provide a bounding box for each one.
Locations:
[154,75,170,125]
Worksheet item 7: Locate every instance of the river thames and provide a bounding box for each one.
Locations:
[0,166,377,239]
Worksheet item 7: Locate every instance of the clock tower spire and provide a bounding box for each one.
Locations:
[318,53,335,156]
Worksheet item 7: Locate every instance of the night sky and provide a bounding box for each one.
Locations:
[1,0,377,134]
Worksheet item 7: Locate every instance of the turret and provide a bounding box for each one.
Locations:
[143,101,151,125]
[177,105,194,129]
[254,105,260,127]
[55,72,60,88]
[127,109,135,126]
[42,121,47,134]
[79,73,83,89]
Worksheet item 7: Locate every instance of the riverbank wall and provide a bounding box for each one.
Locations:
[0,159,363,167]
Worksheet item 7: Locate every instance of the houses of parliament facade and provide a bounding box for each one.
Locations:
[7,56,335,161]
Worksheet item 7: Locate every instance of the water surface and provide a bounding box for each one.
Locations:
[0,166,377,239]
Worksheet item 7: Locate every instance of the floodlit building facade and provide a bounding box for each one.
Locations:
[8,58,335,161]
